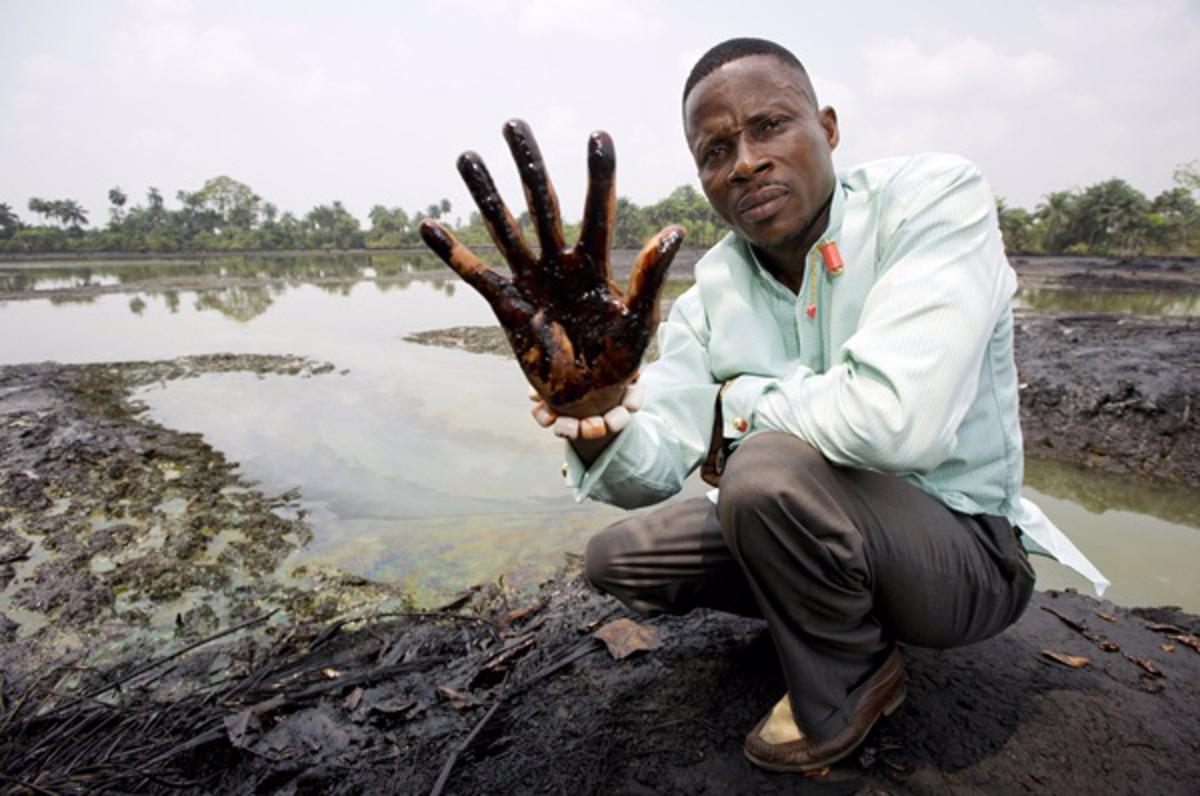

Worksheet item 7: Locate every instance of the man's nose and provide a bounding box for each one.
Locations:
[730,137,769,182]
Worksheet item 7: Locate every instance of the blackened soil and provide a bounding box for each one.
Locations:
[3,571,1197,794]
[1015,313,1200,486]
[1011,255,1200,292]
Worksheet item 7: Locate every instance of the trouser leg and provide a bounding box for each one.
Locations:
[584,496,761,618]
[717,433,1035,743]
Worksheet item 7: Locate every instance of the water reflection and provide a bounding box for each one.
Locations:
[1024,457,1200,529]
[0,250,480,294]
[1014,287,1200,316]
[1023,457,1199,610]
[193,285,279,322]
[0,280,492,367]
[5,256,1197,319]
[92,276,464,323]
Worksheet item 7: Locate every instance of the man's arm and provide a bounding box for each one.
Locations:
[725,160,1014,473]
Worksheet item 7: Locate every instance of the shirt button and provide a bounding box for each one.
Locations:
[733,417,749,433]
[561,462,569,478]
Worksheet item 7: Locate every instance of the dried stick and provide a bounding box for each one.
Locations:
[429,690,506,796]
[429,634,606,796]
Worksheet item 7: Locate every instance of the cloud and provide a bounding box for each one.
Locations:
[1035,0,1197,48]
[3,1,1196,225]
[863,36,1061,101]
[106,22,257,88]
[808,72,859,116]
[8,53,82,113]
[102,14,365,106]
[452,0,665,40]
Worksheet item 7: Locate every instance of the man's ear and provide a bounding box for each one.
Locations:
[820,106,840,151]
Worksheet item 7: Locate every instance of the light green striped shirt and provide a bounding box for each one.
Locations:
[566,153,1107,593]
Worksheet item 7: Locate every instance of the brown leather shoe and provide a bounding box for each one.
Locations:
[743,647,906,773]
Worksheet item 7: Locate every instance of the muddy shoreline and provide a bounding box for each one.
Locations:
[1012,254,1200,292]
[1016,313,1200,486]
[0,355,412,682]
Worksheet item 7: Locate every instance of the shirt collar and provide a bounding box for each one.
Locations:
[742,176,848,290]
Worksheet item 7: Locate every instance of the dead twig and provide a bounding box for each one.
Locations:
[0,772,59,796]
[429,631,608,796]
[429,686,507,796]
[1041,605,1087,633]
[373,610,500,628]
[238,655,453,706]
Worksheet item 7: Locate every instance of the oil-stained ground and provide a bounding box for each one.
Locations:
[2,569,1197,794]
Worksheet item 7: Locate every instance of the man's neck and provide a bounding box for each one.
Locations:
[751,190,834,294]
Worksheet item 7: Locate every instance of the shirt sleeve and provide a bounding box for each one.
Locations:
[736,160,1016,474]
[564,288,721,508]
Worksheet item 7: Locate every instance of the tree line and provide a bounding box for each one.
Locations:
[2,163,1197,256]
[0,176,730,255]
[996,162,1200,256]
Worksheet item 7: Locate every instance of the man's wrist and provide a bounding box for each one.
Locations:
[570,434,613,467]
[529,383,645,441]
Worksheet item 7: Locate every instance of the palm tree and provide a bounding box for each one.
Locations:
[108,187,128,222]
[28,197,53,224]
[26,197,88,231]
[996,197,1035,254]
[1034,191,1076,253]
[0,203,20,239]
[57,200,89,232]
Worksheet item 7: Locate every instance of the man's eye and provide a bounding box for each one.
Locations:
[703,144,727,164]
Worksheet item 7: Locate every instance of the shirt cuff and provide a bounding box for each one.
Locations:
[721,375,776,439]
[562,414,643,503]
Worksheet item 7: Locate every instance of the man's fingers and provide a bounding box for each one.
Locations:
[502,119,566,255]
[531,400,557,428]
[419,219,523,321]
[625,224,686,321]
[577,130,616,274]
[456,151,536,275]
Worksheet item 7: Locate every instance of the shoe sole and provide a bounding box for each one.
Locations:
[743,687,907,773]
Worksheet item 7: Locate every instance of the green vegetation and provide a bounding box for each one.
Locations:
[0,176,722,255]
[3,163,1199,256]
[996,161,1200,255]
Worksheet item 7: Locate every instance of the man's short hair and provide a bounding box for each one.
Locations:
[683,37,810,105]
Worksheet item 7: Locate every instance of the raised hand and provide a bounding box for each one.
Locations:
[419,119,685,419]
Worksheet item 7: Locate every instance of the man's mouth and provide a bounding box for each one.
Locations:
[736,185,789,223]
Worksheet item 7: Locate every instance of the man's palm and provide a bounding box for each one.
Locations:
[420,120,684,416]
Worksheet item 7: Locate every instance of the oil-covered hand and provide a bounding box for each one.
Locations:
[419,119,685,418]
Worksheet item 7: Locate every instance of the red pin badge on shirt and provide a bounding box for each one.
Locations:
[818,240,844,276]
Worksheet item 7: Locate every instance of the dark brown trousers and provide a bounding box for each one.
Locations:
[584,433,1035,743]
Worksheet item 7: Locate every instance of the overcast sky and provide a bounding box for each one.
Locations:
[2,0,1198,228]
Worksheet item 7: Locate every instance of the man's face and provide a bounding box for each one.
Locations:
[684,55,840,255]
